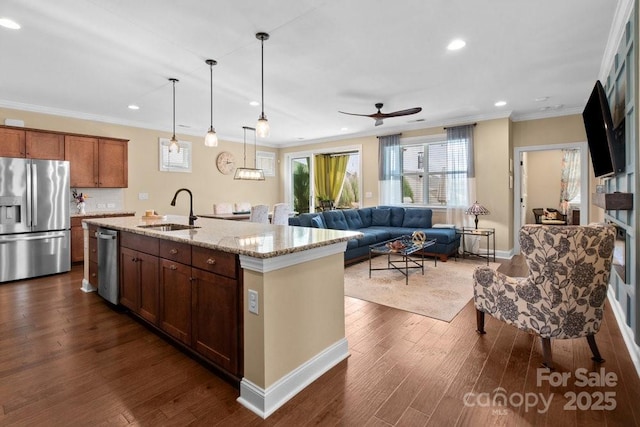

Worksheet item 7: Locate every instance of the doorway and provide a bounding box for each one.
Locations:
[513,142,589,253]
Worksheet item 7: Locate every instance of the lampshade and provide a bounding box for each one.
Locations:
[256,32,270,138]
[234,126,265,181]
[168,78,180,153]
[204,59,219,147]
[465,201,489,229]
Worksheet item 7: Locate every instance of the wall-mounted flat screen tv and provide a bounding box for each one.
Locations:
[582,80,624,178]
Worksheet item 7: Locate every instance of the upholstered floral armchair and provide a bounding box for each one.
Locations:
[473,224,615,369]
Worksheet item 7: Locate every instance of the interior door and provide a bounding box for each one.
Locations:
[520,152,528,225]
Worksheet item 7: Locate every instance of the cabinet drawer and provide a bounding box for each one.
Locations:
[88,224,99,238]
[192,246,238,279]
[159,240,191,264]
[89,260,98,287]
[120,231,159,255]
[89,237,98,262]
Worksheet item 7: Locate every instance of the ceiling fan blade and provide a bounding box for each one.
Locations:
[374,119,384,126]
[338,111,372,117]
[380,107,422,118]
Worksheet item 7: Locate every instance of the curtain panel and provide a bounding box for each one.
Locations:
[378,134,402,205]
[314,154,349,204]
[445,125,476,228]
[559,149,580,214]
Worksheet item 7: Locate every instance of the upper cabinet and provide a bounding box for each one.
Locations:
[0,127,65,159]
[26,131,65,160]
[65,136,128,188]
[0,127,26,157]
[0,126,128,188]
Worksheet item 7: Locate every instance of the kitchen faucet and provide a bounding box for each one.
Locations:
[170,188,197,226]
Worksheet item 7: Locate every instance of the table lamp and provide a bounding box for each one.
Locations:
[465,201,489,229]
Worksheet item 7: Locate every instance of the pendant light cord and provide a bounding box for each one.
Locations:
[172,79,176,138]
[260,37,265,117]
[209,62,214,128]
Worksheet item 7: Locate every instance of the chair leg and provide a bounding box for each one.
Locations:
[476,309,486,334]
[587,335,605,363]
[541,337,554,370]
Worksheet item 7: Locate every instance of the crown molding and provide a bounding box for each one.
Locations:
[511,106,583,122]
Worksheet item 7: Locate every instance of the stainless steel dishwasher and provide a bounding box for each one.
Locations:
[97,228,119,304]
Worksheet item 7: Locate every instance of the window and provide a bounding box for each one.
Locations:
[382,135,470,207]
[159,138,192,173]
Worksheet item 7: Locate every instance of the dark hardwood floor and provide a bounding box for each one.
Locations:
[0,259,638,426]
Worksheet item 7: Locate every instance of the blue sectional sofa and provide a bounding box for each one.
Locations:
[288,206,460,263]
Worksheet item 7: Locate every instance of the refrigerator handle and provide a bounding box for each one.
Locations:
[31,163,38,227]
[26,162,32,226]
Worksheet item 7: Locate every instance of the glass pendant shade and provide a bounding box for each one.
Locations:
[234,126,265,181]
[168,136,179,153]
[204,127,218,147]
[204,59,218,147]
[256,114,270,138]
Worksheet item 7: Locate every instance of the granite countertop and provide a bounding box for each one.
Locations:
[82,215,362,259]
[71,211,136,218]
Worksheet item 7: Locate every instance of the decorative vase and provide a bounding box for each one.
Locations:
[77,202,86,215]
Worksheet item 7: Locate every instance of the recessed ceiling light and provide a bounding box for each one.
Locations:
[447,39,466,50]
[249,101,260,107]
[128,104,140,110]
[340,127,348,131]
[534,96,549,102]
[494,101,507,107]
[297,137,305,140]
[0,18,20,30]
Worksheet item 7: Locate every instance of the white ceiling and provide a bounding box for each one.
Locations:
[0,0,625,147]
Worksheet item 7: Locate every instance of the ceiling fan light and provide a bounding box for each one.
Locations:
[204,127,218,147]
[256,114,270,138]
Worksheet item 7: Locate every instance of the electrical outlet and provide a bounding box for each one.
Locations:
[248,289,259,315]
[107,203,115,208]
[97,203,106,209]
[138,192,149,200]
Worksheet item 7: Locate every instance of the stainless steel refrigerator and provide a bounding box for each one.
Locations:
[0,157,71,282]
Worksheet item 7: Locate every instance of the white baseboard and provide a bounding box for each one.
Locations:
[80,279,96,293]
[237,338,349,419]
[607,287,640,379]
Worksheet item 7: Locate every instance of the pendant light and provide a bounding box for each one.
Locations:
[255,32,270,138]
[204,59,219,147]
[234,126,265,180]
[168,78,180,153]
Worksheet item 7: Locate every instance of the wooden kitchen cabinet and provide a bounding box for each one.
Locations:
[0,127,26,157]
[159,259,192,346]
[65,135,128,188]
[192,267,240,373]
[88,225,98,287]
[71,217,85,263]
[120,232,160,324]
[26,131,64,160]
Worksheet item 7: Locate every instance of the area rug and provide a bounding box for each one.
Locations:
[344,256,500,322]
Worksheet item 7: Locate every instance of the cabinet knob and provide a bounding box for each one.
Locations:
[131,257,137,262]
[91,249,96,253]
[206,258,216,265]
[91,273,96,277]
[169,248,178,254]
[169,264,177,270]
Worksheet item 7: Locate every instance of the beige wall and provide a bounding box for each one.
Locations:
[524,150,564,224]
[0,107,280,216]
[2,106,596,253]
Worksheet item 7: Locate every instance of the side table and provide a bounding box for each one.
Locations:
[456,227,496,265]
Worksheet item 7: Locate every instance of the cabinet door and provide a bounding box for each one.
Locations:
[98,139,128,187]
[65,135,99,187]
[26,131,64,160]
[192,268,239,374]
[70,218,84,263]
[138,252,160,325]
[159,259,192,345]
[0,127,26,157]
[120,247,139,311]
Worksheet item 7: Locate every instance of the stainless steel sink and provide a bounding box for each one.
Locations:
[137,223,200,231]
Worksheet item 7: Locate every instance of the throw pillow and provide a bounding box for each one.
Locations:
[310,215,325,228]
[371,209,391,226]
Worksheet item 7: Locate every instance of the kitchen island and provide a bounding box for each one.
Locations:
[82,214,361,419]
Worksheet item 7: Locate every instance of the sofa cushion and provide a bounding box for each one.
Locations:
[357,228,392,243]
[322,210,349,230]
[425,228,458,244]
[358,207,374,227]
[342,209,364,229]
[371,209,391,226]
[293,213,323,227]
[378,205,405,226]
[346,238,360,250]
[310,215,326,228]
[402,208,432,228]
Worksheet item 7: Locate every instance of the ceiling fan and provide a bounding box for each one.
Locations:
[339,103,422,126]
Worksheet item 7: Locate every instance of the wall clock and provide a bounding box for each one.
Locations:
[216,151,235,175]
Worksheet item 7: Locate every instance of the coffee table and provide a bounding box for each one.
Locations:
[369,235,437,285]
